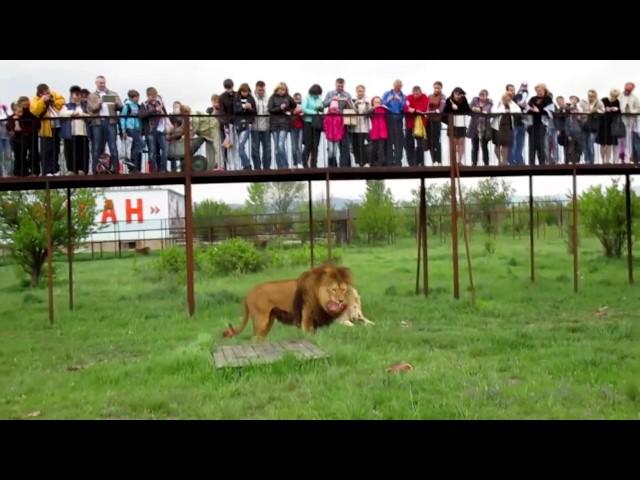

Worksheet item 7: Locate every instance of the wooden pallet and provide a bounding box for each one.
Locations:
[213,340,329,368]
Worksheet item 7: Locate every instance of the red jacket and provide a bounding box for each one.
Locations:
[403,93,429,130]
[370,106,388,140]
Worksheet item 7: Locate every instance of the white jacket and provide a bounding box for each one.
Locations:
[491,101,521,130]
[619,93,640,114]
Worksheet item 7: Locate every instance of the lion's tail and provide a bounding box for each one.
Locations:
[222,300,250,338]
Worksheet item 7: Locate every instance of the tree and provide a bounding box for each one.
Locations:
[577,179,639,258]
[245,183,268,214]
[356,180,398,243]
[193,200,231,224]
[294,197,338,242]
[465,178,514,234]
[0,189,100,287]
[193,199,232,241]
[266,182,306,215]
[408,182,451,235]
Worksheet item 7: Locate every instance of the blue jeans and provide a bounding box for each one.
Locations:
[0,137,11,176]
[290,129,303,166]
[339,128,352,167]
[509,125,525,165]
[632,132,640,163]
[146,130,168,172]
[546,127,558,164]
[92,121,119,173]
[327,141,340,166]
[238,128,251,168]
[126,128,144,171]
[272,130,289,169]
[582,130,596,164]
[251,130,271,169]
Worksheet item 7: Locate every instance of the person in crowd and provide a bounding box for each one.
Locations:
[618,82,640,163]
[30,83,65,176]
[598,89,622,164]
[382,79,406,166]
[323,77,354,167]
[139,87,169,173]
[88,75,122,173]
[427,81,446,165]
[352,85,371,167]
[290,92,304,168]
[59,85,90,175]
[491,93,519,166]
[302,84,324,169]
[443,87,471,165]
[251,80,271,170]
[6,97,40,176]
[0,103,11,177]
[119,89,143,172]
[467,89,493,166]
[268,82,296,169]
[578,89,605,164]
[233,83,257,170]
[324,98,344,167]
[508,82,529,165]
[403,85,428,166]
[527,84,553,165]
[369,96,388,166]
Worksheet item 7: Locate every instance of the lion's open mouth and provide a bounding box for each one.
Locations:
[327,301,346,314]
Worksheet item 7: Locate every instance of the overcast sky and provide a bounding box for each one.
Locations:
[2,60,639,204]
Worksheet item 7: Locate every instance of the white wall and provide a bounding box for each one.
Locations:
[89,189,183,242]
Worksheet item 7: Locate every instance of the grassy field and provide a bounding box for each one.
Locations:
[1,231,639,419]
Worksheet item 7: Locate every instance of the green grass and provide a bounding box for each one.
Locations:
[1,232,639,419]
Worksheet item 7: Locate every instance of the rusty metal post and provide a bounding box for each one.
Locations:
[453,158,475,304]
[420,178,428,297]
[449,122,460,299]
[325,172,332,262]
[183,114,196,316]
[66,188,74,311]
[559,204,564,237]
[308,180,315,268]
[415,203,422,295]
[529,175,535,284]
[626,174,633,284]
[572,168,578,293]
[45,183,54,325]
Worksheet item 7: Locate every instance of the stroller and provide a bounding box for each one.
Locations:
[167,136,208,172]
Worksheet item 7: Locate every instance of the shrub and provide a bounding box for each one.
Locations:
[202,239,267,275]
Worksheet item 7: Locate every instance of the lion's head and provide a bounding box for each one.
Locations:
[312,264,353,317]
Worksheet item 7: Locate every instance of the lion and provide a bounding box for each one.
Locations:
[222,264,354,340]
[334,287,374,327]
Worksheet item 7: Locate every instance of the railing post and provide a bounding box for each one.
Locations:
[183,114,196,316]
[626,174,634,284]
[45,183,54,325]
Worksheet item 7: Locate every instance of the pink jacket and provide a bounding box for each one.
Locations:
[370,106,388,140]
[323,103,344,142]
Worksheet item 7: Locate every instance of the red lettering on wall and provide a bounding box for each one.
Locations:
[101,199,117,224]
[126,198,144,223]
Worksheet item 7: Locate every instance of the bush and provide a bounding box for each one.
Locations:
[153,241,342,278]
[154,246,187,275]
[202,238,267,275]
[578,179,640,258]
[285,244,342,267]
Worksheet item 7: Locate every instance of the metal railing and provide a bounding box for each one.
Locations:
[1,111,639,178]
